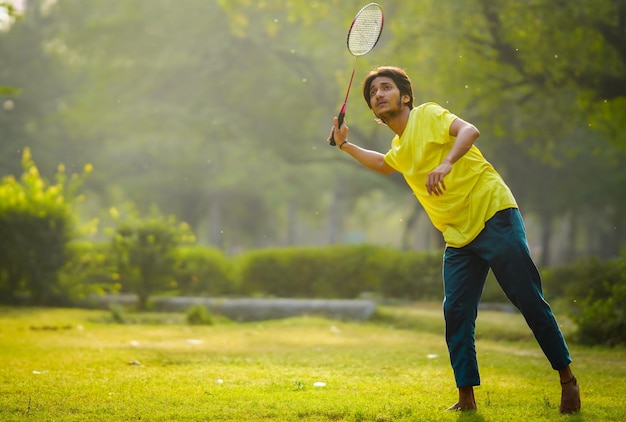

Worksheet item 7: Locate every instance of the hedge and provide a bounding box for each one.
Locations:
[236,245,444,300]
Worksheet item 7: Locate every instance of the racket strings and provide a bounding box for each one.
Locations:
[348,8,383,56]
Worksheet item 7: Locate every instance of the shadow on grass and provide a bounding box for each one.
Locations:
[456,411,487,422]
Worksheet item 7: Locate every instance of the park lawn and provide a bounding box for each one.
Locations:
[0,305,623,421]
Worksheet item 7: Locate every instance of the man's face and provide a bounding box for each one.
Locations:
[368,76,407,121]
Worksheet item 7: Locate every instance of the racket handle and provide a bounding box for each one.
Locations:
[329,112,346,147]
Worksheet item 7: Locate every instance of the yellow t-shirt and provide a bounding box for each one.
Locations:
[384,102,518,247]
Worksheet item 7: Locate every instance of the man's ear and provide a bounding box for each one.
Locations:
[402,94,411,105]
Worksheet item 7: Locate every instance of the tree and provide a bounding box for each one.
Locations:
[381,0,626,262]
[0,149,91,304]
[111,208,195,310]
[39,0,347,248]
[2,0,624,260]
[0,0,72,177]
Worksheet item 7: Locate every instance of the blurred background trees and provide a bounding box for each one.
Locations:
[1,0,624,265]
[1,0,625,346]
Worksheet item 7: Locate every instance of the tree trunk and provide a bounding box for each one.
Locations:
[286,201,296,246]
[401,203,421,251]
[327,184,344,244]
[564,211,578,264]
[539,212,553,267]
[209,198,223,249]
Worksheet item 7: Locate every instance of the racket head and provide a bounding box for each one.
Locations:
[346,3,384,57]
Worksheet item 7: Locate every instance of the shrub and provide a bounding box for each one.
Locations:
[175,246,234,296]
[236,245,446,300]
[543,253,626,346]
[236,247,317,298]
[109,303,127,324]
[237,245,384,298]
[185,304,215,325]
[111,209,195,310]
[575,282,626,346]
[0,149,91,305]
[380,250,443,300]
[59,241,120,302]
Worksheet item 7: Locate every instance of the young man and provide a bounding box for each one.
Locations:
[328,66,581,414]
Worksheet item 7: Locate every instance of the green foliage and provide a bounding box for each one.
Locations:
[543,255,625,301]
[379,249,443,300]
[543,253,626,346]
[576,285,626,347]
[185,304,215,326]
[3,0,626,260]
[175,246,234,296]
[111,209,195,310]
[59,240,119,299]
[0,149,90,305]
[0,85,19,95]
[237,245,444,300]
[108,303,127,324]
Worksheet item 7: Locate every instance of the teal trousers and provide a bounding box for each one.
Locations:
[442,208,572,388]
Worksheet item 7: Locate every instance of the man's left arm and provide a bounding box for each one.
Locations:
[426,118,480,196]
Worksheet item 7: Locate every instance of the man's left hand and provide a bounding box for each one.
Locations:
[426,162,452,196]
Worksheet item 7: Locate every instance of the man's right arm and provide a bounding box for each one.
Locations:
[339,142,396,175]
[329,117,396,175]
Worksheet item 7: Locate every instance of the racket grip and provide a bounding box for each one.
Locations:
[329,112,346,147]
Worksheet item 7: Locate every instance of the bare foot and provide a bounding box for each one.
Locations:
[447,386,477,411]
[446,402,477,411]
[559,376,581,414]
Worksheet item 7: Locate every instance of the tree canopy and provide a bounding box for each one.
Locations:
[1,0,624,265]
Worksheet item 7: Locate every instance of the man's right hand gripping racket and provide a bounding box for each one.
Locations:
[329,3,384,146]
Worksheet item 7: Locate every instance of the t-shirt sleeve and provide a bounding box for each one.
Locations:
[423,103,457,145]
[383,144,400,171]
[383,103,457,172]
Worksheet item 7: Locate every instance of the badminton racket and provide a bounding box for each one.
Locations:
[329,3,384,146]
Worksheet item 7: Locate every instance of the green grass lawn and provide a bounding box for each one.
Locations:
[0,304,624,421]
